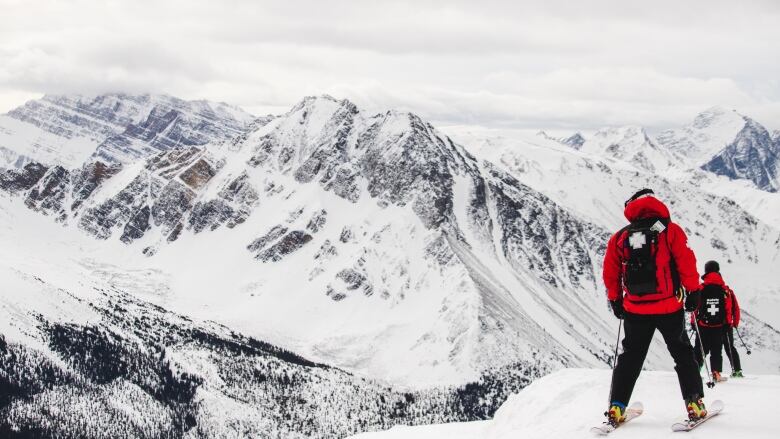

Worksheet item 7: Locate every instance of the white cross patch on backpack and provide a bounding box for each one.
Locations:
[629,232,647,249]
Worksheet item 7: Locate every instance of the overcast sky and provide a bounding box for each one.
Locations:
[1,0,779,133]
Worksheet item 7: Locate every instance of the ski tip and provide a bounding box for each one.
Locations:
[710,399,724,411]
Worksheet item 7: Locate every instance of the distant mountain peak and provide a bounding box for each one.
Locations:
[701,114,779,192]
[656,106,748,165]
[536,131,586,150]
[691,105,744,130]
[582,125,677,172]
[0,93,255,169]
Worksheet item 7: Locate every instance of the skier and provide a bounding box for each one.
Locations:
[602,188,707,427]
[691,261,740,380]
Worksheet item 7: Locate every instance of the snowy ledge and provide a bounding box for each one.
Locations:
[349,368,780,439]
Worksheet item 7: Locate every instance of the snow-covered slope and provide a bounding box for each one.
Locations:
[0,193,518,438]
[0,94,255,169]
[348,368,780,439]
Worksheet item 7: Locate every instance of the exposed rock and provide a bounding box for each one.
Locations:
[121,205,152,244]
[306,209,328,233]
[179,159,216,190]
[339,227,353,243]
[25,166,70,220]
[257,230,313,262]
[335,268,373,297]
[0,162,49,193]
[247,225,288,253]
[70,161,123,211]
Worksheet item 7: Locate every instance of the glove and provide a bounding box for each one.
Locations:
[685,291,700,312]
[610,299,624,319]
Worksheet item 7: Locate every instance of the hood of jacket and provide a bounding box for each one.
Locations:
[624,195,671,222]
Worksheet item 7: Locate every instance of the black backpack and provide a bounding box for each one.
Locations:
[699,284,726,325]
[621,218,669,296]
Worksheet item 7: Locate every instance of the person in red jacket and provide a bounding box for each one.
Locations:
[692,261,743,378]
[602,189,706,427]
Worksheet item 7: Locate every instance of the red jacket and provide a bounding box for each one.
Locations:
[692,272,739,327]
[603,196,701,314]
[730,288,741,327]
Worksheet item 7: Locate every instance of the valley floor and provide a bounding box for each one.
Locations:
[349,368,779,439]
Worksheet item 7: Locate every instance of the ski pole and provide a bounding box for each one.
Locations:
[613,320,622,369]
[692,316,715,388]
[734,327,752,355]
[607,319,623,406]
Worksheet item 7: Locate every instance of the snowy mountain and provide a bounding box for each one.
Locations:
[579,125,680,173]
[2,94,780,437]
[656,106,747,164]
[537,131,585,150]
[657,106,780,192]
[0,94,255,169]
[701,117,779,192]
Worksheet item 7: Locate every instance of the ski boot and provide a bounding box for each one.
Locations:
[731,370,744,378]
[712,371,724,382]
[605,402,627,427]
[686,397,707,421]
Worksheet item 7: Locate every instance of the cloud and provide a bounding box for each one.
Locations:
[0,0,779,131]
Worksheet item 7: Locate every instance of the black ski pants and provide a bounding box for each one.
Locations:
[610,310,703,405]
[722,326,742,372]
[693,325,723,373]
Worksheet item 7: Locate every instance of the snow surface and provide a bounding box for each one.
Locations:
[349,368,779,439]
[0,114,104,169]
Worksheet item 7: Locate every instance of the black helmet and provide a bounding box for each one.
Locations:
[624,188,655,207]
[704,260,720,274]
